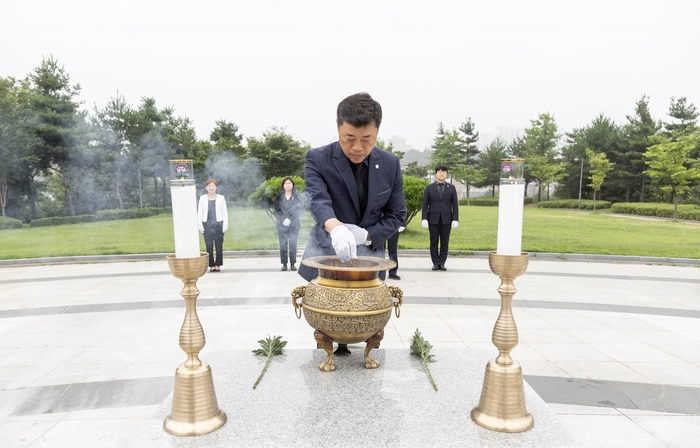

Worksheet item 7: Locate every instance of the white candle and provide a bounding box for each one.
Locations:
[171,184,201,258]
[496,182,525,255]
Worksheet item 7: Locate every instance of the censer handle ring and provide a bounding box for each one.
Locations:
[389,285,403,318]
[291,286,306,319]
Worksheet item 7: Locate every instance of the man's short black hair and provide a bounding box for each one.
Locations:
[336,92,382,128]
[435,164,449,172]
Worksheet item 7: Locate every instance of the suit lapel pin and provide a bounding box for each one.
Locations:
[375,164,379,169]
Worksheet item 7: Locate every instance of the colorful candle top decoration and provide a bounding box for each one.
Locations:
[169,159,194,181]
[500,159,524,180]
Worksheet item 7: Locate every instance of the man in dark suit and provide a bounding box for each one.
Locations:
[298,92,407,283]
[422,164,459,271]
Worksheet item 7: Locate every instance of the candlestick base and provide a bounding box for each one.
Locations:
[164,254,226,437]
[163,362,227,436]
[471,251,533,433]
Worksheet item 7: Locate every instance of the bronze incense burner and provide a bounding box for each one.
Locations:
[292,256,403,371]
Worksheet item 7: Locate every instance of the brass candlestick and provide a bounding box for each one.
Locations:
[471,251,534,433]
[164,253,226,436]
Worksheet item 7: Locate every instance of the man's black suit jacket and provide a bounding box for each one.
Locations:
[421,181,459,225]
[298,142,406,281]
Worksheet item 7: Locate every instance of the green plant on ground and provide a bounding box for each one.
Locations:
[252,335,287,389]
[410,328,438,391]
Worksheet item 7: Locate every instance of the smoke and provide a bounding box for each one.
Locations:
[202,151,262,204]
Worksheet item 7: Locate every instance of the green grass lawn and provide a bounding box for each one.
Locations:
[1,206,698,260]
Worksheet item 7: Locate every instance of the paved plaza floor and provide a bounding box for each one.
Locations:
[0,252,699,447]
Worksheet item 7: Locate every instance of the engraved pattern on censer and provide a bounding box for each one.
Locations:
[304,310,391,337]
[303,282,392,312]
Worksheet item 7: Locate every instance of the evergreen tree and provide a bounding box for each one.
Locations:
[430,122,463,168]
[210,119,245,158]
[618,95,661,202]
[92,93,135,210]
[247,127,310,179]
[457,117,480,164]
[28,56,87,217]
[0,77,37,219]
[518,113,561,200]
[664,96,699,139]
[476,137,509,196]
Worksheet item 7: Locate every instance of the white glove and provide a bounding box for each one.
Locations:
[344,223,369,246]
[398,226,405,233]
[330,225,357,262]
[451,220,459,229]
[283,218,291,226]
[422,220,428,228]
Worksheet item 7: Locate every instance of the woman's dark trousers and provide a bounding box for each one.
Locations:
[278,229,299,264]
[204,225,224,267]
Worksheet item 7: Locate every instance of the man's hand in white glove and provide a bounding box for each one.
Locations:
[451,220,459,229]
[398,226,405,233]
[283,218,291,226]
[422,220,429,228]
[343,223,369,245]
[330,225,357,262]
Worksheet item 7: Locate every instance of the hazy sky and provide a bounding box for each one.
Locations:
[2,0,697,151]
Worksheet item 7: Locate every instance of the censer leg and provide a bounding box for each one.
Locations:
[363,329,384,369]
[314,330,335,372]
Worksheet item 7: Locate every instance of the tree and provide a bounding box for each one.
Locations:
[618,96,661,202]
[0,76,37,218]
[165,114,206,169]
[430,118,479,169]
[402,175,429,226]
[430,118,481,202]
[476,137,509,195]
[644,133,700,219]
[527,156,564,202]
[376,137,404,160]
[210,119,245,158]
[404,161,428,178]
[585,148,614,212]
[135,97,175,208]
[512,113,560,195]
[558,114,625,202]
[450,165,485,205]
[91,93,135,210]
[247,127,310,179]
[457,117,480,164]
[28,56,87,217]
[664,96,698,139]
[523,113,560,159]
[429,122,463,168]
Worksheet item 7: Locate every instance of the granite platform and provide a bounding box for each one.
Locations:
[131,348,582,447]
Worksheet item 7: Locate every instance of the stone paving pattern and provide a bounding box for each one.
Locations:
[0,253,699,447]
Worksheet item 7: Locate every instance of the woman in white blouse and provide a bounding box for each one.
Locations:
[197,178,228,272]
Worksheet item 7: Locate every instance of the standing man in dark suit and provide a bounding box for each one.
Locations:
[422,164,459,271]
[298,92,407,283]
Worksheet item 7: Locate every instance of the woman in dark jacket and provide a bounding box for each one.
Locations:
[273,177,304,271]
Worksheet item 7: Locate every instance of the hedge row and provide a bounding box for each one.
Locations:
[612,202,700,220]
[0,216,23,230]
[538,199,611,210]
[459,196,533,206]
[29,207,169,228]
